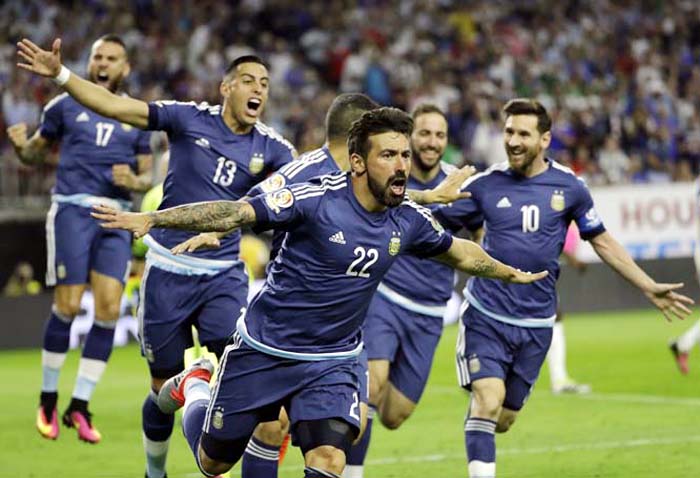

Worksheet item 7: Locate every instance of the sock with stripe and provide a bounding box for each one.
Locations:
[465,417,496,478]
[41,308,73,414]
[242,436,280,478]
[72,319,115,403]
[143,391,174,478]
[304,466,341,477]
[343,404,375,478]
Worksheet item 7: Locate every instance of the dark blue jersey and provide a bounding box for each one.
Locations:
[247,146,341,261]
[379,163,456,307]
[39,93,151,201]
[146,100,295,262]
[240,172,453,360]
[434,159,605,327]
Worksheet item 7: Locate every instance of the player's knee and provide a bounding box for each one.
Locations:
[253,419,289,446]
[304,445,346,475]
[94,301,121,322]
[378,404,412,430]
[495,414,517,433]
[197,445,232,476]
[54,298,81,318]
[470,394,503,420]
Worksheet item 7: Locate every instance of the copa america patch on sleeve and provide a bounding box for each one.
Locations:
[265,188,294,214]
[260,173,286,193]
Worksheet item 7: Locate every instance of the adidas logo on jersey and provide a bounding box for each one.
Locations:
[496,197,512,208]
[76,112,90,123]
[329,231,346,245]
[195,137,211,149]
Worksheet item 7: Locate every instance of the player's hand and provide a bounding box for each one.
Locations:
[112,164,137,189]
[509,269,549,284]
[6,123,28,150]
[17,38,63,78]
[91,205,153,238]
[171,232,223,255]
[644,282,694,322]
[427,164,476,204]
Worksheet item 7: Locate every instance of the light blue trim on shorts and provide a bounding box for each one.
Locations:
[376,283,446,318]
[144,234,240,276]
[236,310,363,361]
[463,281,555,328]
[53,193,132,211]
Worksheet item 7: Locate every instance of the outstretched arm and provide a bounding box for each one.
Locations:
[590,231,693,321]
[407,164,475,205]
[91,200,256,238]
[434,237,548,284]
[17,38,149,128]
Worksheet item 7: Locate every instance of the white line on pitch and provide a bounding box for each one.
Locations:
[186,434,700,476]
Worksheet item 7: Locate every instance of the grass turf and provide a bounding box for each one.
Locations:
[2,308,699,477]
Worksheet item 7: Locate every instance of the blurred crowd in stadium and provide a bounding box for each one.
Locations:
[2,0,700,199]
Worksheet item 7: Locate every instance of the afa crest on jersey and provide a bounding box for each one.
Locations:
[249,153,265,174]
[389,233,401,256]
[121,122,133,132]
[550,190,565,211]
[212,409,224,429]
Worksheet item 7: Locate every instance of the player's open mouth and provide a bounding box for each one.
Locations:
[246,98,262,115]
[96,72,110,83]
[390,178,406,195]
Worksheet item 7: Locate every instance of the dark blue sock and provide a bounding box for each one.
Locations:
[242,436,280,478]
[82,319,116,361]
[345,406,374,466]
[143,393,175,441]
[182,399,209,458]
[465,417,496,477]
[43,309,72,353]
[303,466,341,477]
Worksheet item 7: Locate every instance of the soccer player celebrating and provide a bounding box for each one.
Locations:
[343,104,460,478]
[92,107,548,478]
[17,38,295,478]
[433,98,693,478]
[8,34,152,444]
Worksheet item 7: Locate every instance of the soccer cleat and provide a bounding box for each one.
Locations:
[669,342,689,375]
[36,405,59,440]
[145,474,168,478]
[551,379,592,395]
[157,358,214,414]
[62,408,102,444]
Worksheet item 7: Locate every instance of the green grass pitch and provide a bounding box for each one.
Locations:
[2,309,699,477]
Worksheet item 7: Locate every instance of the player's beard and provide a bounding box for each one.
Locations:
[412,146,443,173]
[507,143,540,174]
[89,70,124,93]
[368,171,407,208]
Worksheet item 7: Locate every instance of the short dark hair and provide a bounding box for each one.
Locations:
[225,55,269,76]
[95,34,127,54]
[411,103,446,121]
[326,93,379,143]
[502,98,552,133]
[347,107,414,159]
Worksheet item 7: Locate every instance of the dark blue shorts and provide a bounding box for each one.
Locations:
[46,203,131,286]
[363,292,443,403]
[203,338,362,444]
[138,262,248,377]
[456,304,552,411]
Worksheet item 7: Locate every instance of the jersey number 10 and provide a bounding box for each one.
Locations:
[520,205,540,233]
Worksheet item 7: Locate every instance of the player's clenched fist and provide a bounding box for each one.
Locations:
[112,164,136,189]
[6,123,28,149]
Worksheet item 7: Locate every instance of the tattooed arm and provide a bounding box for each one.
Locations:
[91,200,256,239]
[434,237,548,284]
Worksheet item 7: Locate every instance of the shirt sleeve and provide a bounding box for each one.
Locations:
[433,198,484,233]
[38,95,65,141]
[268,137,297,171]
[403,205,454,258]
[135,129,152,154]
[147,101,191,134]
[249,184,317,232]
[569,179,606,240]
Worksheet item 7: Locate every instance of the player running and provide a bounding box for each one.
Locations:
[8,34,152,444]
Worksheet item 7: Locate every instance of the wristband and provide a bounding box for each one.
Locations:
[52,65,71,86]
